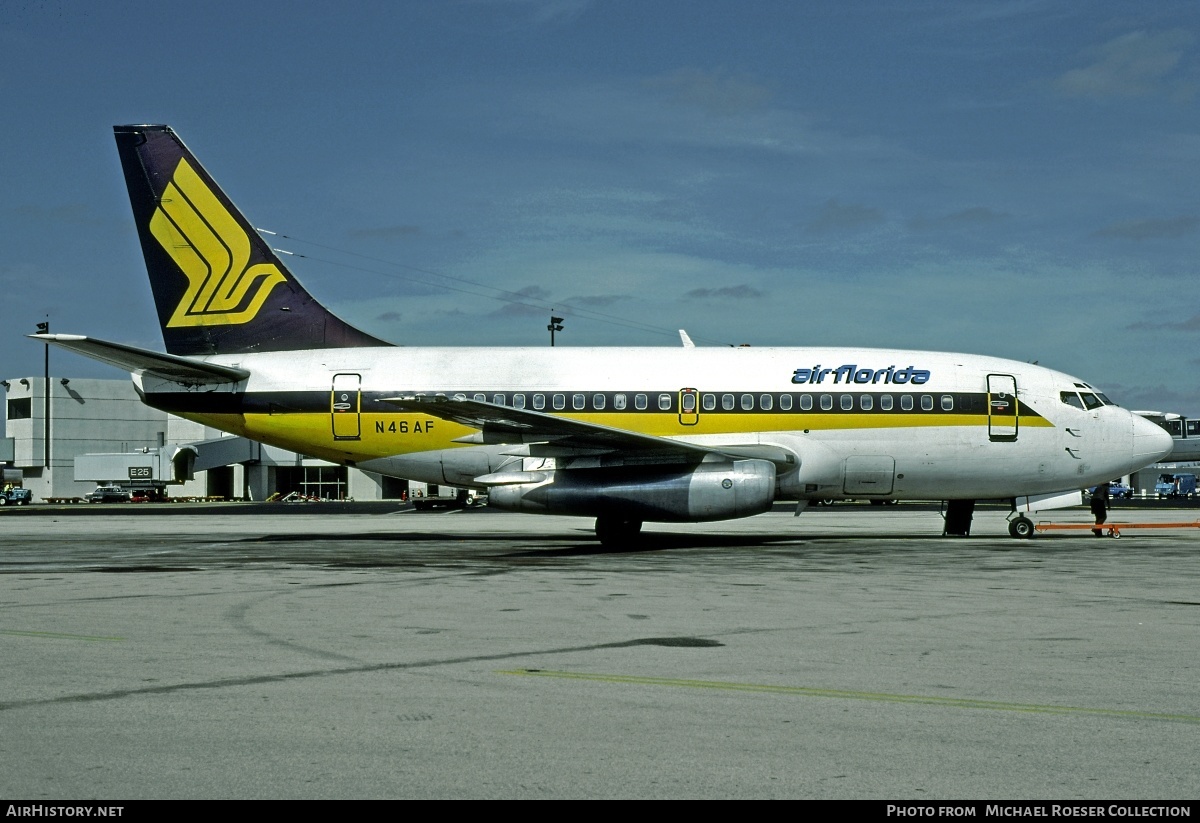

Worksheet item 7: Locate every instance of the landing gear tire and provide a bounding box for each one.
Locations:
[595,517,643,549]
[1008,516,1035,539]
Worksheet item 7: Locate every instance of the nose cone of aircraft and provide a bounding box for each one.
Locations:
[1132,413,1175,465]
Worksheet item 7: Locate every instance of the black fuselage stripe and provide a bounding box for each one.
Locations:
[142,390,1041,419]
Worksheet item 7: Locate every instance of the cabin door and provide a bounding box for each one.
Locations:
[987,374,1019,442]
[331,373,362,440]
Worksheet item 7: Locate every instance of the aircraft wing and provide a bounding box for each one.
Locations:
[31,334,250,386]
[381,394,796,467]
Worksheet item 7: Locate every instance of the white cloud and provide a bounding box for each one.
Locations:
[1055,29,1197,100]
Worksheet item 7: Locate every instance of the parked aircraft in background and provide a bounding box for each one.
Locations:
[1132,411,1200,463]
[34,125,1174,543]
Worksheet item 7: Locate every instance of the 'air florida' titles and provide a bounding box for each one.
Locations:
[792,364,932,386]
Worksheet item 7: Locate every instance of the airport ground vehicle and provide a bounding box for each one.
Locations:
[1154,473,1196,499]
[0,488,33,506]
[1108,480,1132,498]
[412,486,482,511]
[1088,480,1132,499]
[85,485,132,503]
[33,125,1175,543]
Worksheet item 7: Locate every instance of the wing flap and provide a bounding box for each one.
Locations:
[382,394,796,467]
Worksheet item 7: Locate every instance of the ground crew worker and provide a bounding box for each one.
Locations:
[1091,481,1111,536]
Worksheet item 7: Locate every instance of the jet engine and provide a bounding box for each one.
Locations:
[486,458,776,522]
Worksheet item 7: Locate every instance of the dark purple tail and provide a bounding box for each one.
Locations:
[114,125,390,356]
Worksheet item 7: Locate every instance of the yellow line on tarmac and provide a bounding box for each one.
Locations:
[499,669,1200,724]
[1,629,124,642]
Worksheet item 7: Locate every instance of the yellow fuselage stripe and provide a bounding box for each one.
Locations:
[177,410,1054,464]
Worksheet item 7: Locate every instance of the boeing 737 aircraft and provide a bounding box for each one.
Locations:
[34,125,1174,543]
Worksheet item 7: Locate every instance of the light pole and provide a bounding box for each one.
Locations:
[548,315,564,347]
[36,320,49,469]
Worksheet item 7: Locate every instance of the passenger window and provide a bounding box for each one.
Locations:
[702,394,716,411]
[453,393,467,400]
[760,394,773,411]
[741,394,754,410]
[635,394,648,410]
[880,395,893,411]
[572,394,585,410]
[474,393,486,402]
[614,394,627,410]
[492,394,505,405]
[921,395,933,411]
[901,395,913,411]
[1188,421,1200,437]
[840,394,853,411]
[533,394,546,410]
[860,394,873,411]
[1060,392,1085,410]
[593,394,605,410]
[779,394,792,411]
[552,394,565,410]
[513,394,526,409]
[941,395,954,411]
[722,394,735,410]
[659,393,672,411]
[800,394,813,411]
[1080,392,1102,410]
[820,395,833,411]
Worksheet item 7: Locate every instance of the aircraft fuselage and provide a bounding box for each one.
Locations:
[135,344,1169,504]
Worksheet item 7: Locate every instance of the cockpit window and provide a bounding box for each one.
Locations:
[1080,392,1103,410]
[1060,392,1085,410]
[1096,393,1116,406]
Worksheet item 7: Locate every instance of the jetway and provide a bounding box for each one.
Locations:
[75,444,198,485]
[73,435,274,486]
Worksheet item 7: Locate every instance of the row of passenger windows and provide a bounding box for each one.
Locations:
[447,392,960,412]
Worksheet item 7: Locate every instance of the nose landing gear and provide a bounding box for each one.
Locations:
[1008,515,1035,539]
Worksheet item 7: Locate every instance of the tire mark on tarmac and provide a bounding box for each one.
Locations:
[0,636,719,711]
[500,670,1200,725]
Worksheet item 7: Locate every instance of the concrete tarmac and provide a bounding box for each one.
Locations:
[1,504,1198,799]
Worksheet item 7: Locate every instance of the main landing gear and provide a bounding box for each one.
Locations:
[595,516,643,549]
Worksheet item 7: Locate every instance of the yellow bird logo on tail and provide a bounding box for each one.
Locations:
[150,158,286,327]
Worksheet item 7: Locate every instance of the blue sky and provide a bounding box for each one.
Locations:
[2,0,1198,414]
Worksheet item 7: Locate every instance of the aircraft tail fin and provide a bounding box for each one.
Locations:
[113,125,390,356]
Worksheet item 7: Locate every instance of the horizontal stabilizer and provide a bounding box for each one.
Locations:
[31,334,249,385]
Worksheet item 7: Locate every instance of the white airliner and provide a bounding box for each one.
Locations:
[35,125,1173,543]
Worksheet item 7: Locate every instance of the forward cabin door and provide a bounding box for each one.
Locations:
[987,374,1019,442]
[331,373,362,440]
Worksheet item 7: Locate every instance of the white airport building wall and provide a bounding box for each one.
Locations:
[3,376,388,502]
[3,377,167,500]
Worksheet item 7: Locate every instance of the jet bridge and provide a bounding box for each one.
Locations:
[74,436,268,485]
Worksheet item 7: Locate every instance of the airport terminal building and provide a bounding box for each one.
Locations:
[1,376,406,502]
